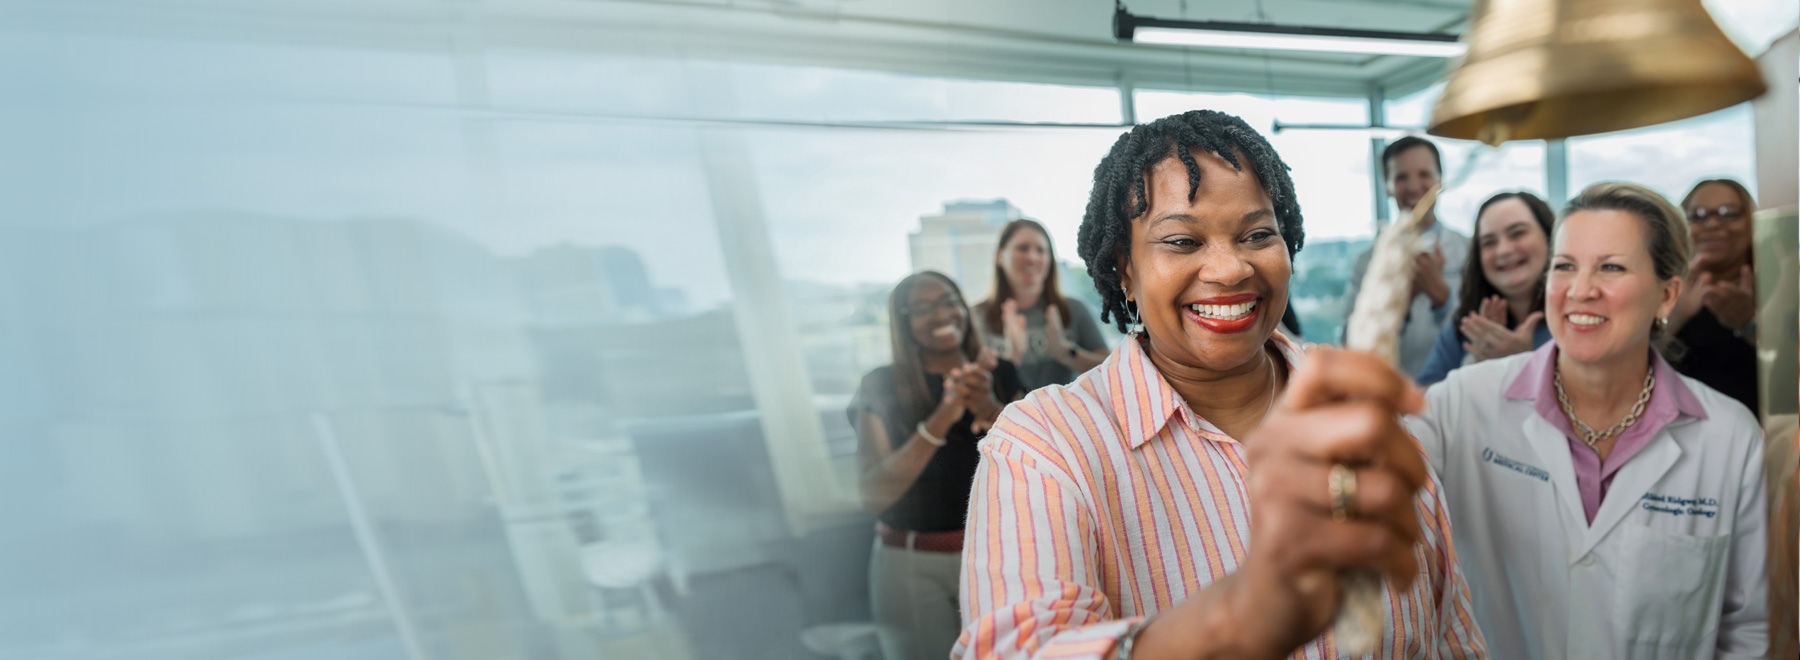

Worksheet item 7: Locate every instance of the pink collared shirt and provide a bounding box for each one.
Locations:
[955,333,1487,660]
[1503,342,1708,523]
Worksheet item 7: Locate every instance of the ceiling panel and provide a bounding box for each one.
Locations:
[0,0,1474,98]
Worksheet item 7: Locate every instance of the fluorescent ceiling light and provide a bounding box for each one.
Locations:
[1271,122,1427,139]
[1132,26,1466,58]
[1116,8,1466,59]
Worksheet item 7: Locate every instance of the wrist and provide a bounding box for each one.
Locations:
[1134,573,1266,660]
[1112,614,1157,660]
[915,421,946,447]
[975,396,1003,419]
[1733,318,1756,339]
[1427,284,1448,309]
[926,407,959,434]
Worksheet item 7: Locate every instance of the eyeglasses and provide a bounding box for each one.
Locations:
[1687,205,1744,225]
[903,293,964,317]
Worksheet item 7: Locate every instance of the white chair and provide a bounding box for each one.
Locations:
[579,538,667,633]
[800,622,883,660]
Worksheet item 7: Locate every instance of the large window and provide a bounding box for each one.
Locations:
[1569,104,1758,206]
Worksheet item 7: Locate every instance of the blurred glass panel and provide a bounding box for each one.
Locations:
[1569,105,1758,205]
[486,51,1124,125]
[0,22,1139,659]
[0,30,726,660]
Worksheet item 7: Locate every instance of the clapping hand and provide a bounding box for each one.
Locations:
[1460,295,1542,361]
[1703,265,1755,333]
[944,350,1005,434]
[1410,243,1449,309]
[1670,254,1712,332]
[1000,300,1028,362]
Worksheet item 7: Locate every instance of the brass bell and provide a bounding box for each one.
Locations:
[1428,0,1768,146]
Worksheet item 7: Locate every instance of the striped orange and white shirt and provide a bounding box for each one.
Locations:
[955,333,1486,660]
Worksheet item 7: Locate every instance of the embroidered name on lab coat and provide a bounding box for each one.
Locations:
[1481,447,1550,482]
[1639,492,1721,518]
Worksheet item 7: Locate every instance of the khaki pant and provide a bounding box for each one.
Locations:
[869,538,962,660]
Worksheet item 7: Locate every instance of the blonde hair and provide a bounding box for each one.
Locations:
[1558,181,1693,352]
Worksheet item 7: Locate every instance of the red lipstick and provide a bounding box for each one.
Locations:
[1183,295,1262,334]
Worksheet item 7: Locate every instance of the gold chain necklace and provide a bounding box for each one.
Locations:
[1554,366,1655,448]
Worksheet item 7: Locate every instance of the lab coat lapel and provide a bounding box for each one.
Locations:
[1581,429,1682,557]
[1519,412,1588,532]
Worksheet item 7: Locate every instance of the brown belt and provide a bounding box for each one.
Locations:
[876,521,965,553]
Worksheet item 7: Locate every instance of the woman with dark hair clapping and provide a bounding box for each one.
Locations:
[1417,191,1557,386]
[1668,178,1760,413]
[851,271,1022,660]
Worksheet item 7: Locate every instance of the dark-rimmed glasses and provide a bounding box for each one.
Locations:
[903,293,964,317]
[1687,205,1744,225]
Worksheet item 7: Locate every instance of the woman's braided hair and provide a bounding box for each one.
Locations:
[1076,109,1305,332]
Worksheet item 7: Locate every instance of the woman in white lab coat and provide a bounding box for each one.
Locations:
[1407,181,1768,659]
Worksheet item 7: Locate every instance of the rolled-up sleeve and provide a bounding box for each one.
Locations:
[1415,322,1465,387]
[955,422,1130,660]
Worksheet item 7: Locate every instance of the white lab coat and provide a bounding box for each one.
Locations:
[1406,352,1769,660]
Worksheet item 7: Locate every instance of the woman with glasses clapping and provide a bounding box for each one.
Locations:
[1669,178,1759,413]
[851,271,1023,660]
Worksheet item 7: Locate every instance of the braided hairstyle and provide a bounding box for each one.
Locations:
[1076,109,1305,333]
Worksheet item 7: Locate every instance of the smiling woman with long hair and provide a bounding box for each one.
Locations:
[850,271,1023,660]
[954,110,1484,660]
[1417,191,1556,386]
[974,219,1108,392]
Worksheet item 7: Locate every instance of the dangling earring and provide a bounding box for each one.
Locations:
[1122,284,1142,336]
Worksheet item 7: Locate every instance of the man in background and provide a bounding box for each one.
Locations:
[1342,136,1467,379]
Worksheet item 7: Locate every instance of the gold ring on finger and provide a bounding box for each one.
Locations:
[1328,463,1358,521]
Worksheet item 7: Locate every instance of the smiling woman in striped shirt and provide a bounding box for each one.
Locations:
[954,110,1486,660]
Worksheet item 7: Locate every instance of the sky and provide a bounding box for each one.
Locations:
[0,1,1788,312]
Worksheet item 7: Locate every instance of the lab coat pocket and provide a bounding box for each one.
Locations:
[1616,524,1729,648]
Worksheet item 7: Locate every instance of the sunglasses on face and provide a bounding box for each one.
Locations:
[904,293,964,318]
[1687,205,1744,225]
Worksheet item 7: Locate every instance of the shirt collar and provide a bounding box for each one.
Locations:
[1108,331,1305,449]
[1504,341,1707,421]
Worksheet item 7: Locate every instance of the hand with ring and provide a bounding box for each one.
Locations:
[1246,349,1428,652]
[1150,348,1429,658]
[1328,463,1358,521]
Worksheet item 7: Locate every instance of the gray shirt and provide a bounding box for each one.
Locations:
[974,297,1106,392]
[1341,221,1469,379]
